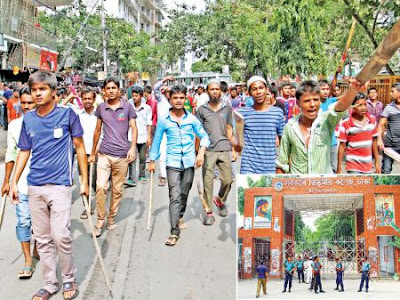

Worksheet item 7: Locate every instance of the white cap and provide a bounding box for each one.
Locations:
[247,76,267,89]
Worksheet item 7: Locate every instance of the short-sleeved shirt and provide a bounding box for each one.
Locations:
[320,97,338,146]
[312,261,322,272]
[277,103,344,174]
[336,262,343,272]
[256,265,267,279]
[7,97,22,122]
[367,99,383,121]
[274,99,286,116]
[362,262,371,272]
[284,261,296,273]
[78,108,98,155]
[338,113,378,173]
[96,100,137,157]
[195,100,233,152]
[18,106,83,186]
[238,106,284,174]
[130,102,152,144]
[381,102,400,148]
[296,260,304,270]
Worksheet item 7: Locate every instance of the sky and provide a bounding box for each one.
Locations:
[164,0,206,12]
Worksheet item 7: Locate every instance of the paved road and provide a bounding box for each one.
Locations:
[238,278,400,299]
[0,163,236,300]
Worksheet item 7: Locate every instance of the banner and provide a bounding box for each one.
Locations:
[254,196,272,228]
[40,50,57,71]
[375,194,395,227]
[24,44,41,69]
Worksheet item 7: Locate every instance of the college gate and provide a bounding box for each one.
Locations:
[238,175,400,280]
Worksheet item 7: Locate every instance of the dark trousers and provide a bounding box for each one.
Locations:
[336,271,344,290]
[283,272,293,291]
[297,269,304,282]
[382,150,400,174]
[314,273,322,292]
[166,166,194,236]
[128,143,147,180]
[359,272,369,290]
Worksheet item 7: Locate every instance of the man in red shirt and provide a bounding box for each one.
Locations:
[7,87,22,122]
[144,85,157,137]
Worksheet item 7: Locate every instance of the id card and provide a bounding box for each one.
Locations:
[54,127,63,139]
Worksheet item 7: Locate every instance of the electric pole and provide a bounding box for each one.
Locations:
[101,0,108,75]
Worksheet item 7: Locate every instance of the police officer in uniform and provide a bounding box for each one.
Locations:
[334,257,344,292]
[358,256,371,293]
[312,256,326,294]
[282,256,296,293]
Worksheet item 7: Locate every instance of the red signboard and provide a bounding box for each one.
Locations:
[40,50,57,71]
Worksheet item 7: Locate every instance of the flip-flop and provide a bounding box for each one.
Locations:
[62,282,79,300]
[165,235,179,246]
[31,288,56,300]
[19,265,35,279]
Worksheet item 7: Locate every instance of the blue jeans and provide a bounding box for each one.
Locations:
[16,193,32,242]
[382,150,400,174]
[0,105,4,127]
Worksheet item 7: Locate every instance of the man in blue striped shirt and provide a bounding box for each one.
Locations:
[235,76,284,174]
[149,84,210,246]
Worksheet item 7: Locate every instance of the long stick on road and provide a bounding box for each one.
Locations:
[81,195,113,297]
[0,195,7,230]
[88,163,94,214]
[147,171,154,231]
[195,169,210,212]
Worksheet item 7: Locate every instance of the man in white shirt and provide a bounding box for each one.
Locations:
[195,86,209,108]
[1,86,38,279]
[126,85,152,186]
[78,88,98,219]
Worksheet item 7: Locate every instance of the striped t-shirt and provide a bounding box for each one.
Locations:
[338,113,378,173]
[381,102,400,148]
[238,106,284,174]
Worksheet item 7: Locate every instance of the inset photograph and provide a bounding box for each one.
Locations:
[237,174,400,299]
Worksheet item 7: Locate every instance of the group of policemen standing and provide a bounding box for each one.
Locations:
[255,255,372,297]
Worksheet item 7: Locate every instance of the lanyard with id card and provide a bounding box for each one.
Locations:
[54,127,63,139]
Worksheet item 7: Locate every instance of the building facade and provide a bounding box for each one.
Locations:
[238,175,400,280]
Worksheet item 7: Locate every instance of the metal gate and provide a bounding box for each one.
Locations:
[378,236,396,276]
[253,238,271,277]
[283,238,366,279]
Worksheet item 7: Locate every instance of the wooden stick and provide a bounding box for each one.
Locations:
[88,162,94,213]
[147,171,154,231]
[357,19,400,84]
[195,169,210,212]
[0,195,7,230]
[383,147,400,163]
[340,18,357,69]
[82,195,113,296]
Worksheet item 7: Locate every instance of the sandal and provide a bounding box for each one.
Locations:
[179,218,188,230]
[31,288,56,300]
[94,220,105,238]
[62,282,79,300]
[165,235,179,246]
[213,196,228,217]
[18,265,35,279]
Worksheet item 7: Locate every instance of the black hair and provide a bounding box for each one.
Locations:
[392,83,400,92]
[271,87,278,98]
[318,79,329,86]
[352,92,366,105]
[367,87,377,94]
[19,86,31,98]
[220,81,228,93]
[81,87,96,98]
[280,81,291,89]
[170,84,187,96]
[57,88,67,97]
[131,85,144,96]
[144,85,152,94]
[296,80,320,101]
[103,76,120,89]
[290,84,296,89]
[28,71,57,90]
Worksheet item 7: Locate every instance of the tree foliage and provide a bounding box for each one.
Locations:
[159,0,400,80]
[38,1,162,74]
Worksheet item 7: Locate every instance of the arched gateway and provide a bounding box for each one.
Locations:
[238,175,400,280]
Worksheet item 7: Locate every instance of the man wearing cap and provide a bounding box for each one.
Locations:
[195,80,235,225]
[234,76,284,174]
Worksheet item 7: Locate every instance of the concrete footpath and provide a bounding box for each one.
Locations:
[0,163,236,300]
[238,278,400,299]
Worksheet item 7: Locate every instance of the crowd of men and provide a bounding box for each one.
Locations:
[1,69,399,299]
